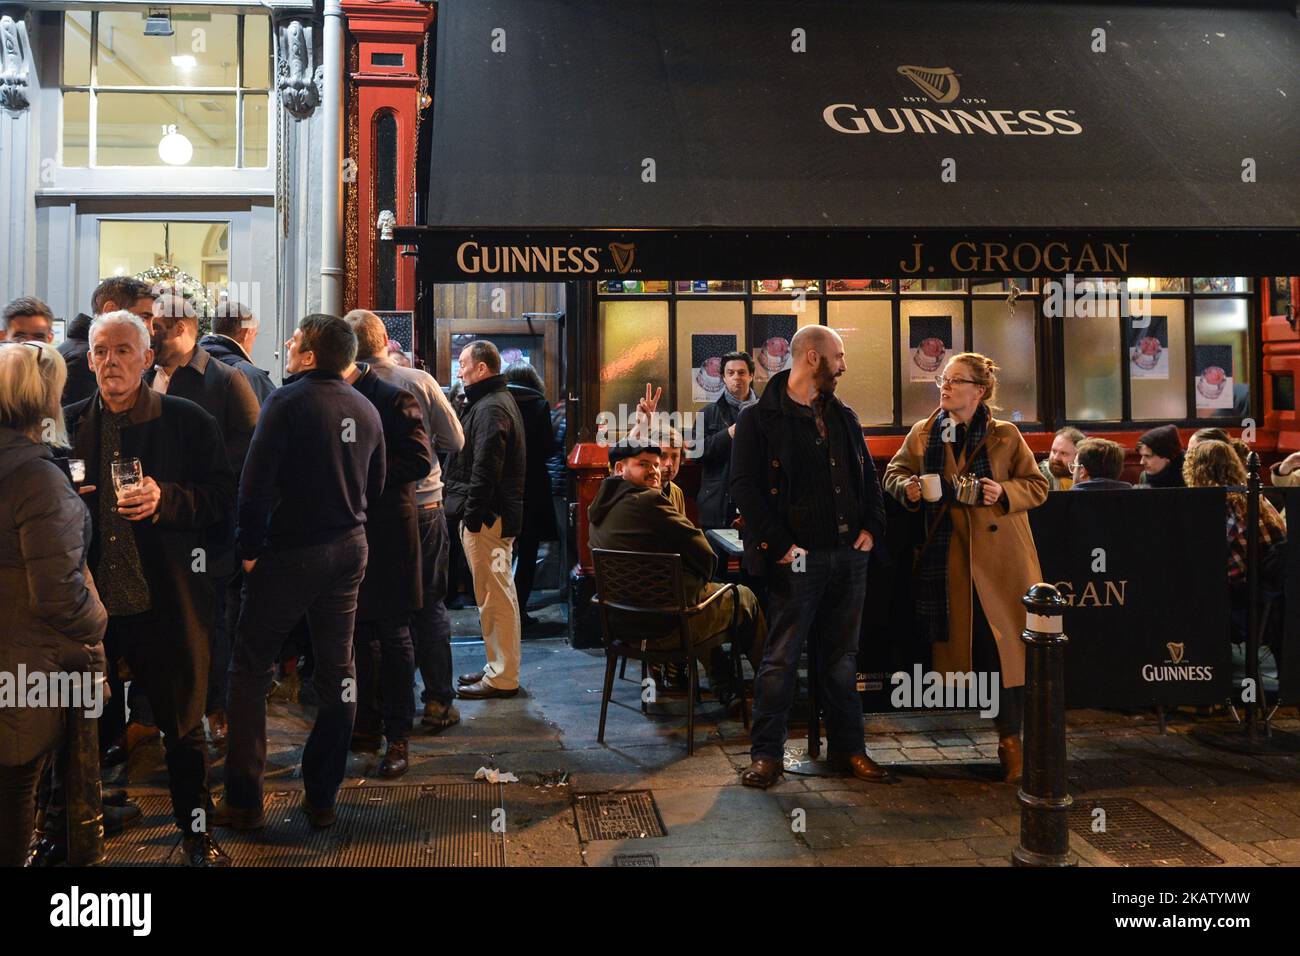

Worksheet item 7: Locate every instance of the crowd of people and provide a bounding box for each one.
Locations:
[0,283,555,867]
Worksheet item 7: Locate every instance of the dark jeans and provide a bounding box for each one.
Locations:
[225,528,367,812]
[750,546,870,762]
[446,513,473,605]
[354,618,416,740]
[0,753,47,866]
[971,588,1024,738]
[207,569,242,715]
[413,505,453,706]
[513,530,541,617]
[104,611,209,831]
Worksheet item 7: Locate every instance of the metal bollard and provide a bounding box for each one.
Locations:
[64,673,106,867]
[1013,583,1075,867]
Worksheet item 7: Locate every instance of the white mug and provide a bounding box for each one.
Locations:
[920,473,943,502]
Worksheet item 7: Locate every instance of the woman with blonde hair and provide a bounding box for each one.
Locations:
[0,342,107,865]
[884,352,1048,783]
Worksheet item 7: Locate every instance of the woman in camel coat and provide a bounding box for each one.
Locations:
[883,352,1048,782]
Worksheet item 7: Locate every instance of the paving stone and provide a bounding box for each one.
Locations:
[937,746,984,761]
[899,747,944,762]
[1255,839,1300,863]
[1205,820,1286,843]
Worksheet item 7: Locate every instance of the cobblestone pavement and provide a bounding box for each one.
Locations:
[109,633,1300,867]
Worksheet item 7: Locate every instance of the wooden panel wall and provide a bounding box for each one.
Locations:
[432,283,564,322]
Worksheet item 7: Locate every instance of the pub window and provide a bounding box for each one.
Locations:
[1062,310,1122,422]
[1192,298,1251,419]
[61,10,272,168]
[597,298,669,433]
[971,298,1038,424]
[899,298,965,424]
[826,299,893,425]
[98,220,231,291]
[674,299,745,418]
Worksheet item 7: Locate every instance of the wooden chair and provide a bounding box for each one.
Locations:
[592,548,749,755]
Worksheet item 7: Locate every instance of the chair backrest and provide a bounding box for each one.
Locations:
[591,548,688,614]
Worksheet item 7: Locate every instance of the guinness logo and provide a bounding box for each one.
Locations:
[609,242,636,275]
[1166,642,1185,664]
[897,65,960,104]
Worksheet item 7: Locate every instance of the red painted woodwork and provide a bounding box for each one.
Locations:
[343,0,433,313]
[1262,277,1300,453]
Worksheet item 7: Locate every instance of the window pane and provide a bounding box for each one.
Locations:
[242,14,271,89]
[828,299,894,425]
[675,300,745,417]
[1269,277,1293,318]
[972,299,1037,423]
[98,221,231,292]
[1128,277,1186,293]
[63,12,91,86]
[1193,298,1250,419]
[900,299,964,425]
[827,279,892,292]
[1128,300,1187,421]
[98,11,240,88]
[598,300,669,437]
[600,280,669,294]
[62,91,89,166]
[1193,277,1251,293]
[674,280,744,294]
[970,278,1031,293]
[1063,314,1121,420]
[901,278,965,292]
[752,299,818,395]
[751,279,820,294]
[97,92,237,166]
[242,93,269,167]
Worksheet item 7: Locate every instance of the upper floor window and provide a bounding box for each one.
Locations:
[61,10,271,168]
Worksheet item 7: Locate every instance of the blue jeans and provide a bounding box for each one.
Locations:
[224,528,367,811]
[750,546,869,762]
[413,506,453,706]
[207,569,241,715]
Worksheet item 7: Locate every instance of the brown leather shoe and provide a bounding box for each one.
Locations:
[457,670,485,686]
[829,752,893,783]
[457,679,518,700]
[740,757,784,789]
[379,738,409,778]
[301,796,336,829]
[206,711,228,749]
[998,734,1023,784]
[210,794,266,830]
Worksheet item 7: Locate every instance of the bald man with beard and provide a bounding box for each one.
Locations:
[729,325,889,788]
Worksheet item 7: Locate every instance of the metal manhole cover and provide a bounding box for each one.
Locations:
[574,791,665,841]
[614,853,659,866]
[1067,798,1224,867]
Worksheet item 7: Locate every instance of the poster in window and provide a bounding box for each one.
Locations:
[751,313,796,389]
[1128,314,1169,380]
[1194,344,1234,410]
[691,333,737,403]
[908,315,953,383]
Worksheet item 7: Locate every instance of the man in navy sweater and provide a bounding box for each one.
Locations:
[217,314,386,831]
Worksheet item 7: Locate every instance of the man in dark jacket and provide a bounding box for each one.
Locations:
[344,352,433,778]
[58,313,99,406]
[144,293,260,747]
[219,315,384,831]
[589,442,765,692]
[697,350,758,529]
[1071,437,1133,491]
[443,340,526,699]
[200,300,276,405]
[504,362,559,630]
[1136,424,1185,488]
[730,325,888,789]
[65,310,236,865]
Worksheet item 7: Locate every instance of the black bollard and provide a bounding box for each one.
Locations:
[64,673,106,867]
[1013,583,1075,867]
[1244,451,1262,742]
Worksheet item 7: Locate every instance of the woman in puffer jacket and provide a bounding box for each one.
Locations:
[0,341,107,866]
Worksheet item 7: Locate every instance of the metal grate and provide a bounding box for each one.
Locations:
[1067,798,1224,867]
[574,791,666,841]
[103,784,506,867]
[614,853,660,866]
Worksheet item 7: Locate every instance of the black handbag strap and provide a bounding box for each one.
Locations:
[910,424,993,574]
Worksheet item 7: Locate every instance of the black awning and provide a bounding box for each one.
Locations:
[398,0,1300,279]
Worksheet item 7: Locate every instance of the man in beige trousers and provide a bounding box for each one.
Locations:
[442,341,527,699]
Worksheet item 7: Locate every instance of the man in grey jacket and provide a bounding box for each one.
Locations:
[345,310,465,729]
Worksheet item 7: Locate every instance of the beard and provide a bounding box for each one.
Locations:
[1048,458,1072,478]
[814,355,840,395]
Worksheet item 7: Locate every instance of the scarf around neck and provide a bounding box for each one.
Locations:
[722,387,758,413]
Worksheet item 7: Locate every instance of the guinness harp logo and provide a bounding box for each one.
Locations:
[609,242,636,275]
[897,65,960,104]
[1166,642,1185,664]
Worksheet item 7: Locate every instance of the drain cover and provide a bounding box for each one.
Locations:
[574,791,665,841]
[103,784,506,867]
[1067,798,1224,867]
[614,853,659,866]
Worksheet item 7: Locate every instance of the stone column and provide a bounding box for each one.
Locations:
[0,7,36,304]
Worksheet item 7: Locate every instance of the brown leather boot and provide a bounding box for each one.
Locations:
[998,734,1023,784]
[379,738,409,778]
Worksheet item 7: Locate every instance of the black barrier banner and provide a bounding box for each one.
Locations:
[1028,488,1232,708]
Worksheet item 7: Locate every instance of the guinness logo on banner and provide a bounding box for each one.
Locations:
[1166,642,1185,664]
[897,65,960,104]
[609,242,637,275]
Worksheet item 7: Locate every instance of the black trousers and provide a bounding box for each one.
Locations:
[0,753,47,866]
[971,588,1024,738]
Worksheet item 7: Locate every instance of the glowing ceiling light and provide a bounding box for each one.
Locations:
[158,125,193,165]
[171,54,197,69]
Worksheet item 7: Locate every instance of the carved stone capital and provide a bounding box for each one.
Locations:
[0,12,31,114]
[275,17,321,120]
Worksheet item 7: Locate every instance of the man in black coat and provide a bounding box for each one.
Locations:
[344,355,433,778]
[697,350,758,530]
[65,311,236,866]
[220,315,385,831]
[57,313,98,406]
[443,340,527,700]
[145,293,260,747]
[504,363,558,629]
[200,300,277,406]
[730,326,889,790]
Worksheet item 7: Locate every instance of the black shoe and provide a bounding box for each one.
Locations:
[301,796,336,829]
[25,837,67,868]
[104,801,143,836]
[182,833,232,867]
[102,788,130,807]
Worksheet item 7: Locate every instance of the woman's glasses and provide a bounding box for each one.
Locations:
[934,374,980,388]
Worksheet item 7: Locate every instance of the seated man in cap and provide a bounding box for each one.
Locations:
[588,441,765,705]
